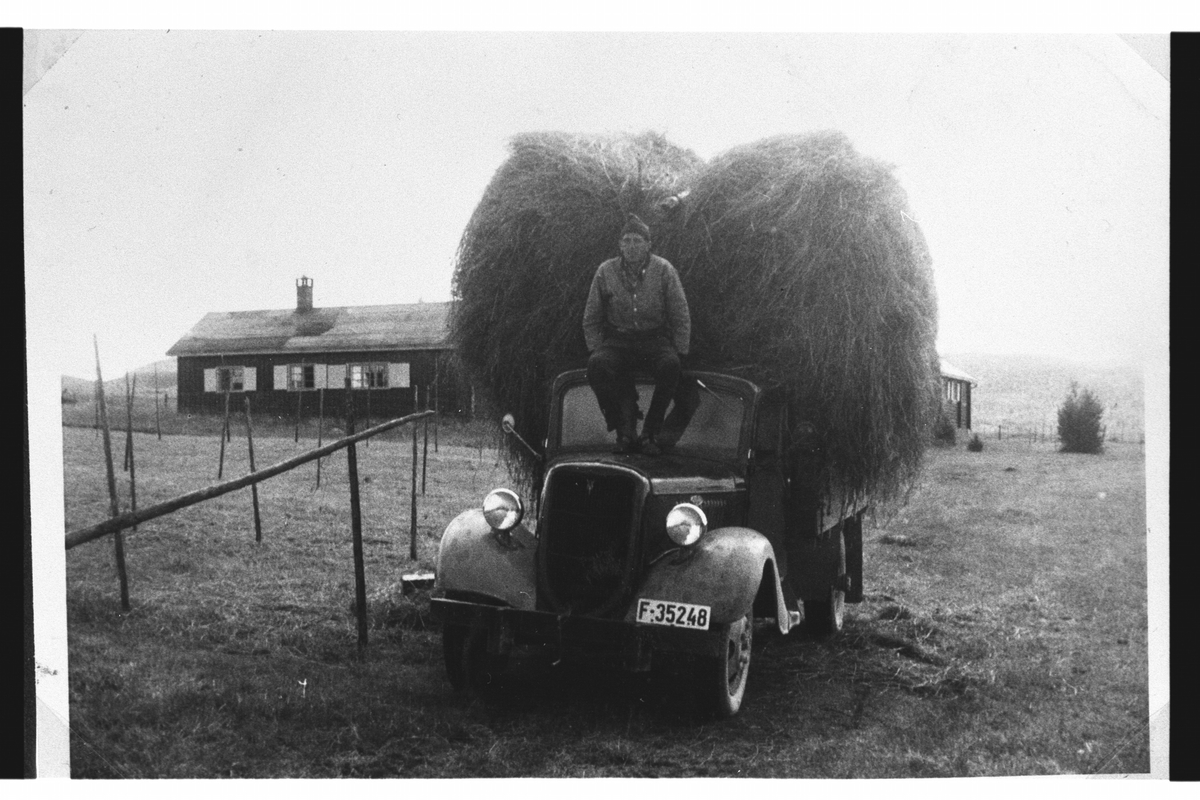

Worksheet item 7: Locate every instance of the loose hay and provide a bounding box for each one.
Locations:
[676,132,939,506]
[451,130,939,506]
[451,131,703,487]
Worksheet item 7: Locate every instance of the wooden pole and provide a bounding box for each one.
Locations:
[244,396,263,543]
[433,356,439,453]
[66,410,435,549]
[126,374,138,534]
[218,390,231,478]
[345,377,369,654]
[422,386,429,495]
[154,362,162,440]
[94,337,130,611]
[122,373,131,472]
[410,417,419,560]
[295,377,303,443]
[316,387,325,488]
[364,378,372,448]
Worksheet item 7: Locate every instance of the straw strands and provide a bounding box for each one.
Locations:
[677,132,940,505]
[451,130,939,504]
[450,131,702,487]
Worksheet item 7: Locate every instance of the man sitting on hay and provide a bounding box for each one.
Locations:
[583,214,692,456]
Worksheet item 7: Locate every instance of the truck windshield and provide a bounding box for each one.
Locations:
[559,381,746,461]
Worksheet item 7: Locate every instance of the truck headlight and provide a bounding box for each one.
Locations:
[666,503,707,547]
[483,488,524,532]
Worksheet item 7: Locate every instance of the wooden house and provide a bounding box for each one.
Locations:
[939,358,977,430]
[167,278,465,418]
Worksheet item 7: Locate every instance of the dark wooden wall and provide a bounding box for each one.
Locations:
[175,349,470,417]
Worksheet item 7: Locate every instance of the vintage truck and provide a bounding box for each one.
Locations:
[429,368,865,717]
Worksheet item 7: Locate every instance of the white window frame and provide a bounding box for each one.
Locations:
[349,362,389,389]
[288,363,317,391]
[217,366,244,392]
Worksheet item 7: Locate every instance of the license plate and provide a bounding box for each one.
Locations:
[636,598,711,630]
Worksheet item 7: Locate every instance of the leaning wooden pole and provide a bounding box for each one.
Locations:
[66,411,435,549]
[94,337,130,611]
[154,362,162,440]
[126,374,138,534]
[315,387,325,488]
[410,419,419,560]
[122,373,131,472]
[218,390,231,479]
[345,378,369,654]
[244,396,263,543]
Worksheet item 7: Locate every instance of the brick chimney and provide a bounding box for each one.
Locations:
[296,276,313,312]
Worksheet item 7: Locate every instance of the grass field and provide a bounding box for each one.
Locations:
[62,423,1149,778]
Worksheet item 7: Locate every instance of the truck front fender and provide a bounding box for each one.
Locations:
[625,527,792,633]
[433,509,537,610]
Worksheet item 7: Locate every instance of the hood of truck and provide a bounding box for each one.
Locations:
[546,452,743,494]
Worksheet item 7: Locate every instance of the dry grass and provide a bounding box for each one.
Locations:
[64,428,1148,777]
[451,131,938,505]
[451,131,702,490]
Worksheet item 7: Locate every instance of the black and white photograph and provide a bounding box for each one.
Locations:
[24,8,1173,784]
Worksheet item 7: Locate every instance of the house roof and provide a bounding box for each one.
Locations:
[167,301,452,357]
[939,358,978,386]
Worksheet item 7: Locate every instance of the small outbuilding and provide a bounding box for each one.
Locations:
[167,278,465,417]
[939,358,977,430]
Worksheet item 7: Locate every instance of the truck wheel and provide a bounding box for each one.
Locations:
[463,620,508,696]
[693,612,753,718]
[805,533,846,637]
[805,585,845,637]
[442,622,468,690]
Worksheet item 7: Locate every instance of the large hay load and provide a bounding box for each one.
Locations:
[451,131,702,486]
[676,132,940,505]
[451,130,939,505]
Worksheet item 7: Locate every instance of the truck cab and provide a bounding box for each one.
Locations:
[430,369,864,717]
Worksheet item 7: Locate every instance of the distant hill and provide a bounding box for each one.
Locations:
[62,358,176,401]
[942,353,1145,442]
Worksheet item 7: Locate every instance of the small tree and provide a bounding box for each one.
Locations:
[1057,382,1105,454]
[932,410,957,446]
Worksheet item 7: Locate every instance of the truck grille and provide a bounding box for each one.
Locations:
[538,467,646,617]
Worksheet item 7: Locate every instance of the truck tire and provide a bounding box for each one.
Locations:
[442,622,468,690]
[463,620,509,696]
[692,612,753,718]
[805,533,846,637]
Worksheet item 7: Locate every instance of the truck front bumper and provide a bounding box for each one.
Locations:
[430,597,728,672]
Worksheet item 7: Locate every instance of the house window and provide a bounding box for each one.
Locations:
[945,380,962,403]
[288,364,316,390]
[218,366,244,392]
[349,363,389,389]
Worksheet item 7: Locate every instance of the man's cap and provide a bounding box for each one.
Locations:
[621,214,651,240]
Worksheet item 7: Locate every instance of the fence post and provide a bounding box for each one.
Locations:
[218,390,231,478]
[154,362,162,440]
[422,391,429,496]
[316,387,325,488]
[345,377,369,655]
[126,373,138,535]
[410,418,419,561]
[433,357,439,453]
[295,379,302,443]
[244,396,263,543]
[94,336,130,611]
[122,372,131,472]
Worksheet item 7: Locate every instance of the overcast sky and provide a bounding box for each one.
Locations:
[25,29,1169,381]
